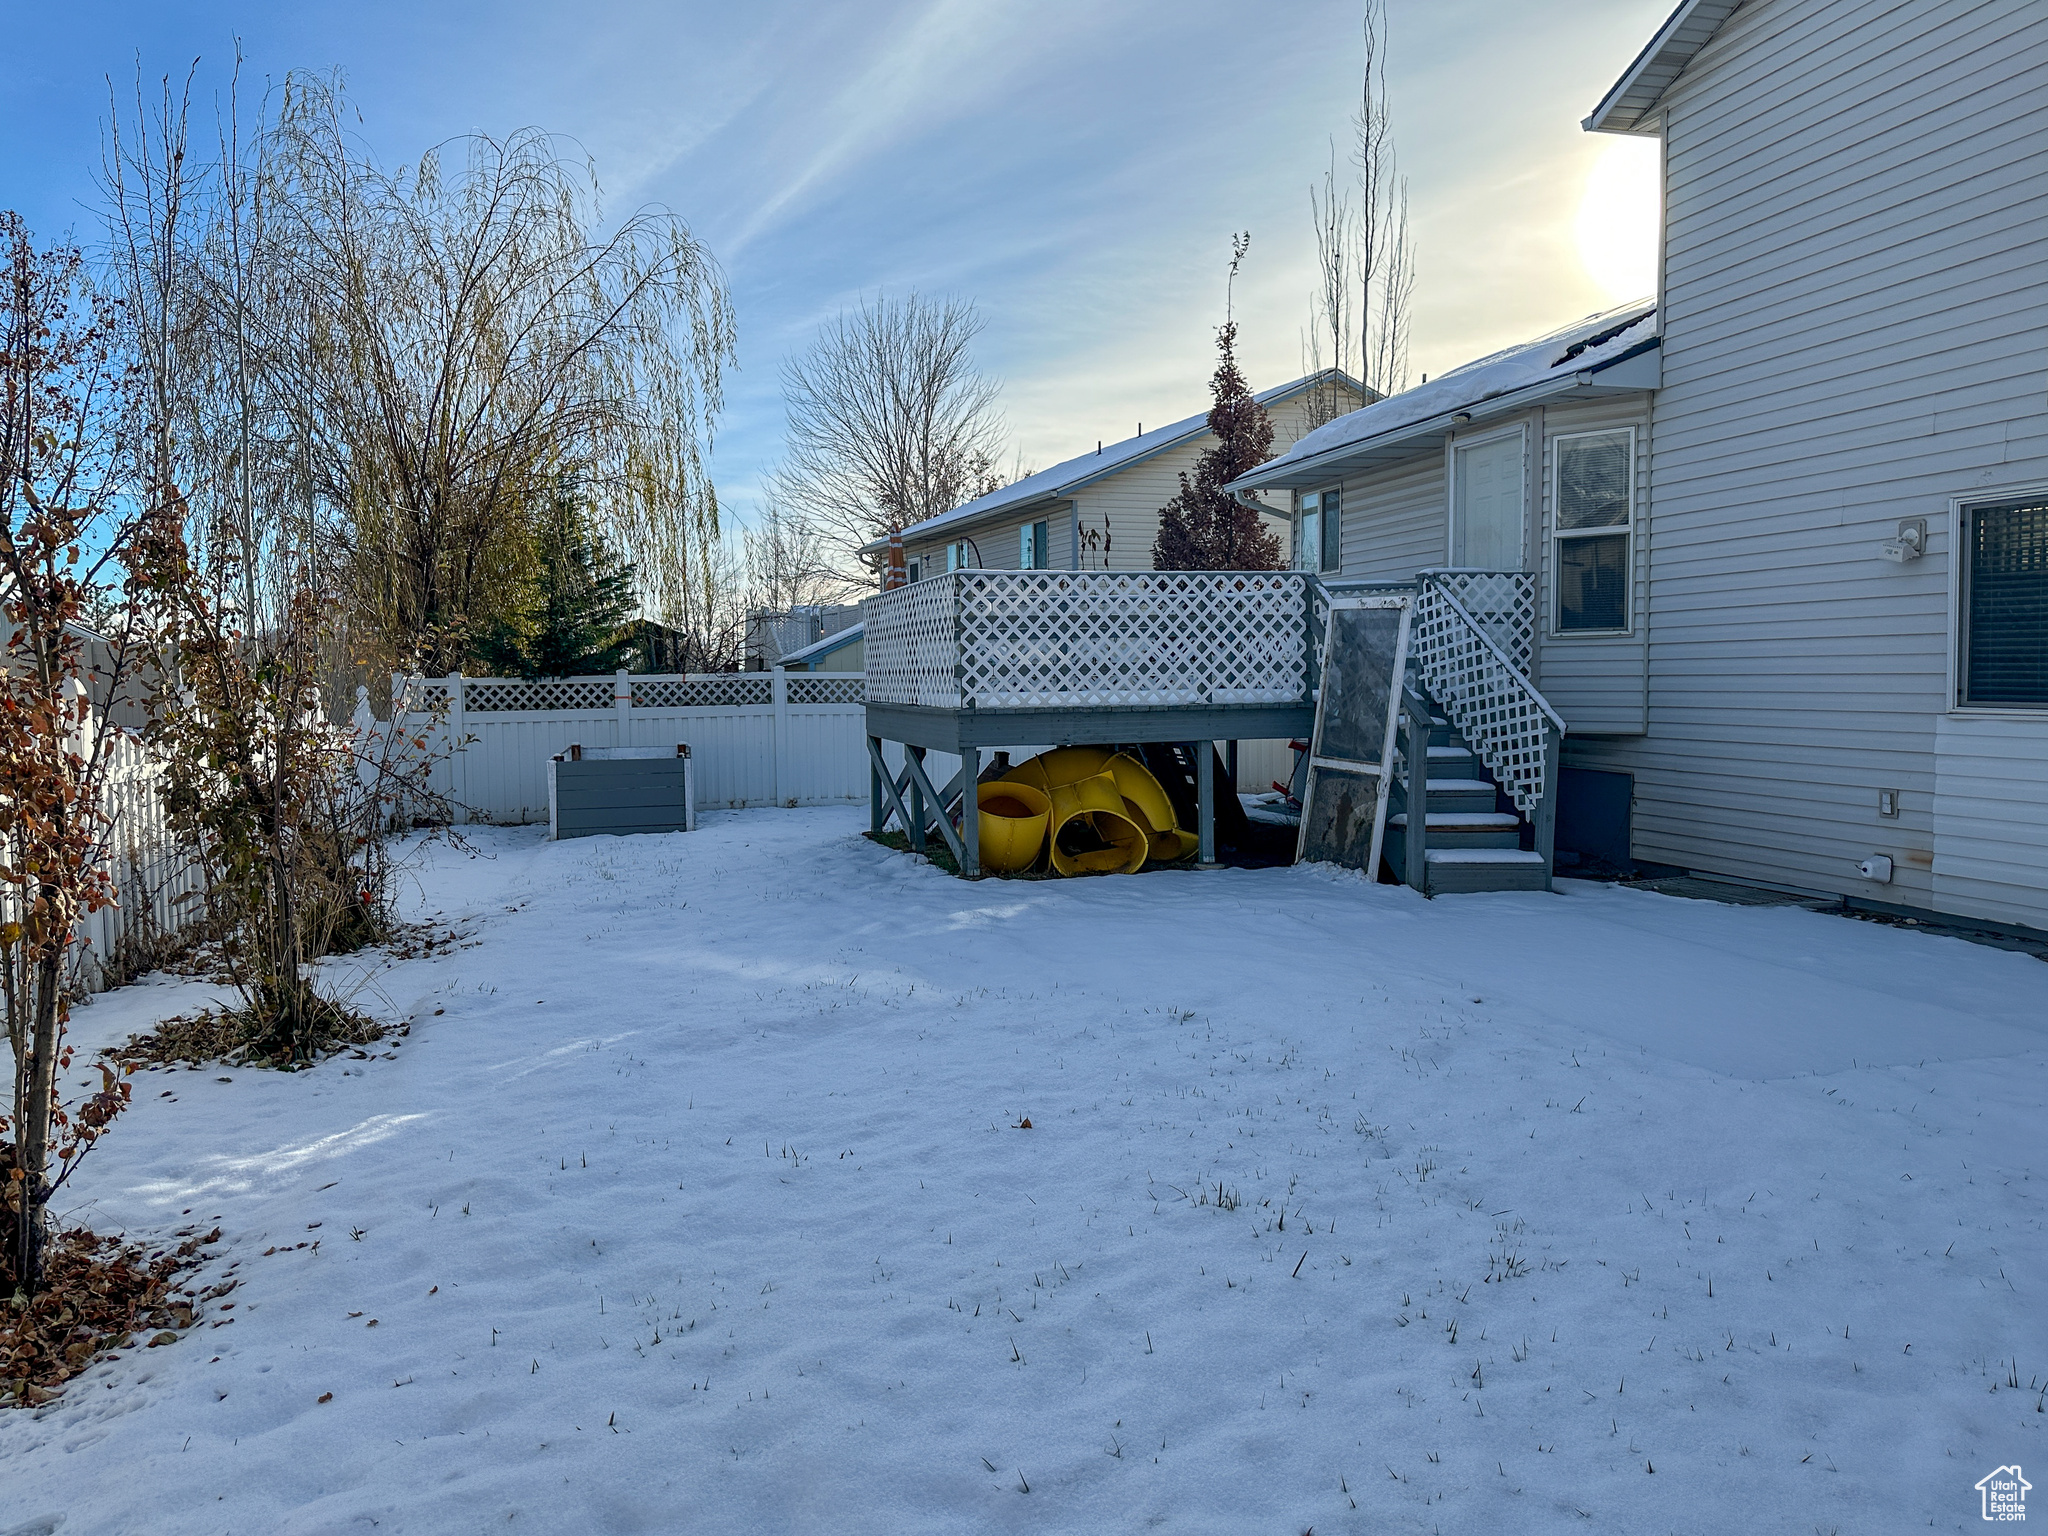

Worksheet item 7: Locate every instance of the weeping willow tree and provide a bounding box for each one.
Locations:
[241,75,735,675]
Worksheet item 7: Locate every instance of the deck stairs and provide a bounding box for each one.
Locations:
[1383,686,1550,895]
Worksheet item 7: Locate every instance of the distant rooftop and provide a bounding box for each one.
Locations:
[864,369,1367,555]
[1228,303,1659,493]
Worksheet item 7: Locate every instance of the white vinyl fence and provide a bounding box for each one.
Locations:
[71,733,209,992]
[392,671,869,825]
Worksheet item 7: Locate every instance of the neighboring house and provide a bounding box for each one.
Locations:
[1232,0,2048,933]
[744,603,862,672]
[776,622,864,673]
[865,370,1369,580]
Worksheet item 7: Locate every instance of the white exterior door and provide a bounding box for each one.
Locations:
[1453,434,1526,570]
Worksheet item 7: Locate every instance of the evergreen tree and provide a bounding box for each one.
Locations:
[475,489,640,677]
[1152,322,1283,571]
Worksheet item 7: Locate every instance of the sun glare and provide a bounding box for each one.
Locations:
[1574,136,1662,302]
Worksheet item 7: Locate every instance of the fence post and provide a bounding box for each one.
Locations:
[448,672,469,824]
[770,667,788,807]
[614,669,632,750]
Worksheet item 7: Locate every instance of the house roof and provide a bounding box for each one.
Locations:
[861,369,1367,556]
[1226,302,1660,494]
[1583,0,1743,135]
[775,621,864,668]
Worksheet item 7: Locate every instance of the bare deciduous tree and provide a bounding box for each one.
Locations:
[1303,0,1416,423]
[744,500,837,614]
[772,294,1007,587]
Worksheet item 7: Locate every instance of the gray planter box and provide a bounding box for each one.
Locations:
[547,745,697,840]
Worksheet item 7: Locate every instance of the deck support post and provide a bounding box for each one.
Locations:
[906,746,927,853]
[1534,724,1560,893]
[1193,740,1217,867]
[958,746,981,877]
[869,737,885,835]
[867,736,916,842]
[899,744,967,867]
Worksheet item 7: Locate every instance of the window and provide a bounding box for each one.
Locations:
[1318,488,1341,572]
[905,557,922,584]
[1552,429,1633,633]
[1297,492,1323,573]
[945,540,974,571]
[1020,520,1049,569]
[1452,433,1525,570]
[1960,495,2048,708]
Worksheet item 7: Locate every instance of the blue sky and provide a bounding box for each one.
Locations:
[1,0,1672,528]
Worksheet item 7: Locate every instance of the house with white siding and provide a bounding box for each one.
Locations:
[867,370,1368,580]
[1230,0,2048,932]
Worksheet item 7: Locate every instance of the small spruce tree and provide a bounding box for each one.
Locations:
[1152,322,1283,571]
[476,489,639,678]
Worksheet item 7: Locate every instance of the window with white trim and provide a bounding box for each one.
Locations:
[1296,489,1339,573]
[1019,519,1049,569]
[1552,429,1633,633]
[1959,494,2048,708]
[945,540,973,571]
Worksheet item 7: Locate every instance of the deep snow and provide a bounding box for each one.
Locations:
[3,807,2044,1534]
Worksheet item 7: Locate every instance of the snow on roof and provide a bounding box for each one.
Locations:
[866,371,1360,554]
[1230,302,1657,491]
[775,621,863,667]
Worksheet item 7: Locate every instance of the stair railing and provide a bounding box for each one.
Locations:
[1411,572,1567,886]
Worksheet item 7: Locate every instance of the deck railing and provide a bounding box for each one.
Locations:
[1411,570,1563,816]
[863,570,1317,711]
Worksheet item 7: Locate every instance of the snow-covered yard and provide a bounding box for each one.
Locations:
[5,807,2044,1534]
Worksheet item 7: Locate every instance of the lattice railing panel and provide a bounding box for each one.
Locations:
[867,571,1312,710]
[634,675,772,708]
[788,674,865,705]
[863,580,961,707]
[1420,569,1536,677]
[464,677,614,712]
[1412,577,1561,816]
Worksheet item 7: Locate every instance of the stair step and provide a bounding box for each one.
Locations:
[1425,778,1494,794]
[1422,847,1549,895]
[1388,812,1520,830]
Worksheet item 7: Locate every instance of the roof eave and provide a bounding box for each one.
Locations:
[1226,344,1661,495]
[867,369,1373,552]
[1583,0,1742,136]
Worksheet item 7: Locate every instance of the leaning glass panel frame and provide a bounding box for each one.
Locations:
[1296,591,1413,879]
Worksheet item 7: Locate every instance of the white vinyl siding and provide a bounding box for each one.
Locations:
[1334,454,1451,582]
[1571,0,2048,927]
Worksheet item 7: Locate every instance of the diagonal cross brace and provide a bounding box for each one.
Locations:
[899,746,967,865]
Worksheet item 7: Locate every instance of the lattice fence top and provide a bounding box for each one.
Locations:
[1411,580,1563,816]
[465,677,614,712]
[634,675,772,708]
[1419,569,1536,678]
[863,571,1314,710]
[788,674,865,705]
[393,672,796,715]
